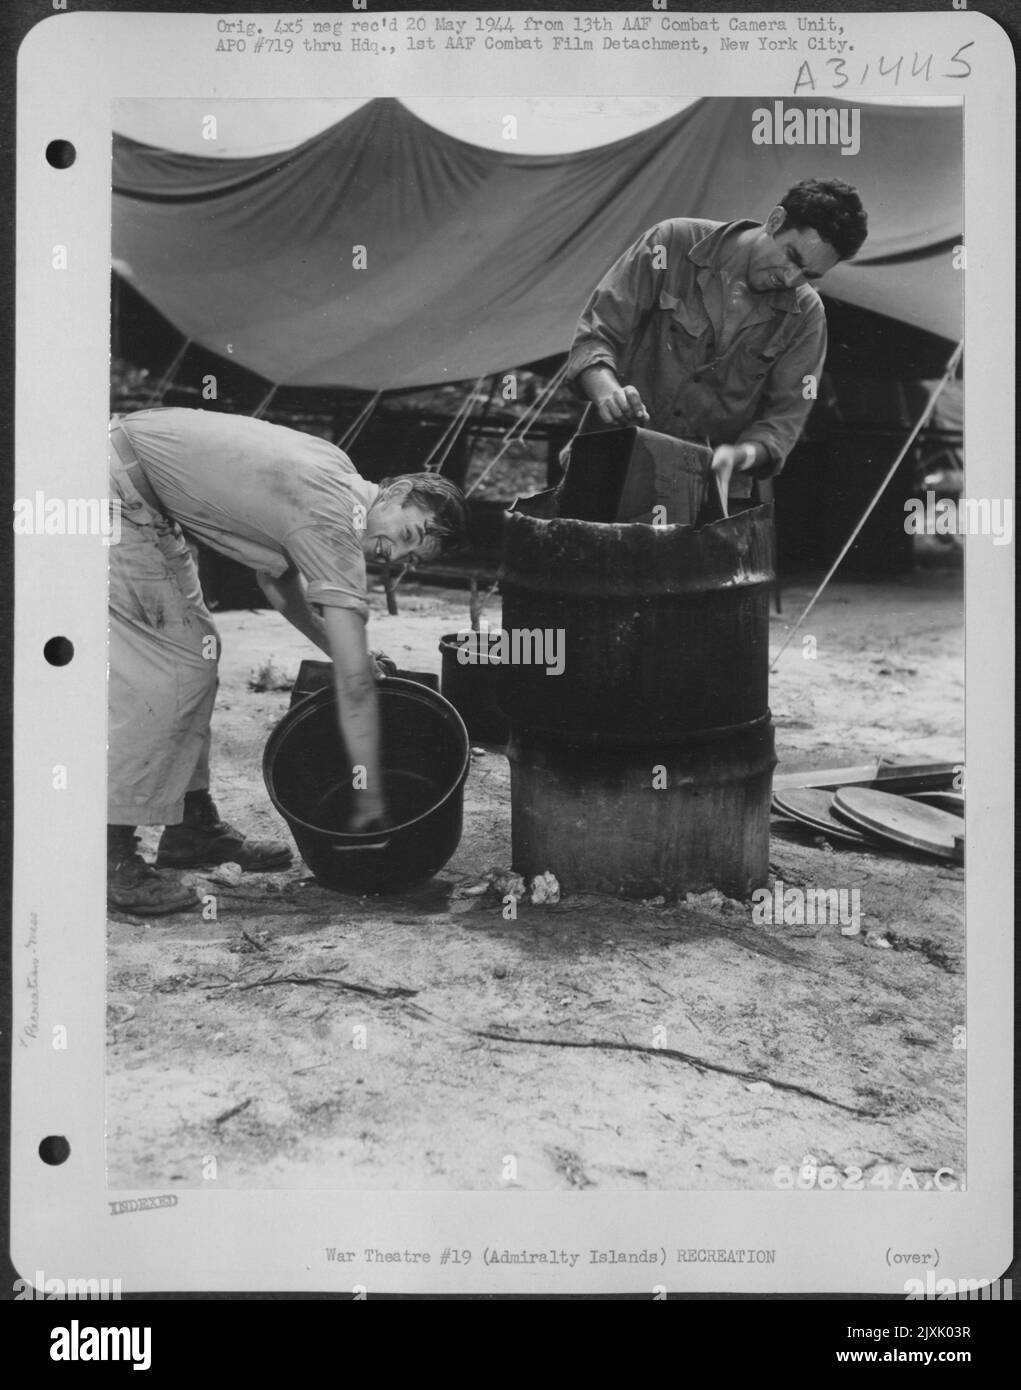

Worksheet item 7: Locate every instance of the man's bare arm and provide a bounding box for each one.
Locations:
[256,568,329,654]
[322,605,387,831]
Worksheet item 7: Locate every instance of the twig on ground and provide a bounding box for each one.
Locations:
[403,999,873,1112]
[213,1098,253,1125]
[209,972,417,1001]
[205,969,875,1118]
[462,1027,878,1116]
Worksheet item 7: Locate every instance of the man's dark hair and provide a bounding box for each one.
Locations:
[779,178,868,261]
[380,472,470,552]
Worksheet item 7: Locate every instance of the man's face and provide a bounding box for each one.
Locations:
[362,489,443,567]
[745,208,841,294]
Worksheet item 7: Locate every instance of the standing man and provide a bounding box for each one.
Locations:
[107,407,468,916]
[566,178,868,508]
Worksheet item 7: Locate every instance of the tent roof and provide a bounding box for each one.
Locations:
[112,97,962,391]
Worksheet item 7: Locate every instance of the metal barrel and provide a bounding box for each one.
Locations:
[500,484,776,898]
[499,492,775,744]
[508,718,776,901]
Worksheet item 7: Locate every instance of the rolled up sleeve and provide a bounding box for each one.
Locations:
[737,300,827,473]
[284,525,369,621]
[567,222,670,394]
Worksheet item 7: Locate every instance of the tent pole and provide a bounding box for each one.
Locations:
[769,338,964,673]
[147,338,191,405]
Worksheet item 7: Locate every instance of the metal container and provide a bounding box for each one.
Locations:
[438,632,509,744]
[556,425,712,524]
[508,717,776,900]
[290,658,438,709]
[264,678,469,893]
[500,492,775,744]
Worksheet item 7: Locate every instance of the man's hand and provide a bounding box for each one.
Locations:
[368,650,397,680]
[344,802,389,835]
[596,383,650,426]
[711,443,759,518]
[579,365,650,426]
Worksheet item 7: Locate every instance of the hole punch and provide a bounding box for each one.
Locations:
[39,1135,71,1166]
[45,139,76,169]
[44,636,74,666]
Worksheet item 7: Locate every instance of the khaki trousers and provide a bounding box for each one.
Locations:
[108,438,219,826]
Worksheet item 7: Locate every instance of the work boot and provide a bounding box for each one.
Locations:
[108,838,201,916]
[155,791,292,872]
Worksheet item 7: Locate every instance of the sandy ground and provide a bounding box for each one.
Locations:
[107,563,965,1191]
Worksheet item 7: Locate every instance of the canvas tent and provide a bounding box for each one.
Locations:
[112,96,962,393]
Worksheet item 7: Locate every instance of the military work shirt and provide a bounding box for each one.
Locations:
[567,218,827,494]
[118,407,379,619]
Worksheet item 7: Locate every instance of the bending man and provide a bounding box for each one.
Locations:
[107,406,468,915]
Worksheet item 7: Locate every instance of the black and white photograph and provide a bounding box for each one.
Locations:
[103,91,971,1198]
[8,3,1014,1310]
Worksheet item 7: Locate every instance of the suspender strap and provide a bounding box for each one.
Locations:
[109,422,165,514]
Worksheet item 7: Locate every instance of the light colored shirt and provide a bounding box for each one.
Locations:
[118,407,378,618]
[567,218,828,494]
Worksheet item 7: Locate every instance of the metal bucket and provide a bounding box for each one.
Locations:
[508,717,776,900]
[500,492,774,745]
[438,632,509,744]
[263,678,470,893]
[290,658,438,708]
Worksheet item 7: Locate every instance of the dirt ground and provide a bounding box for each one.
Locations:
[107,562,965,1192]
